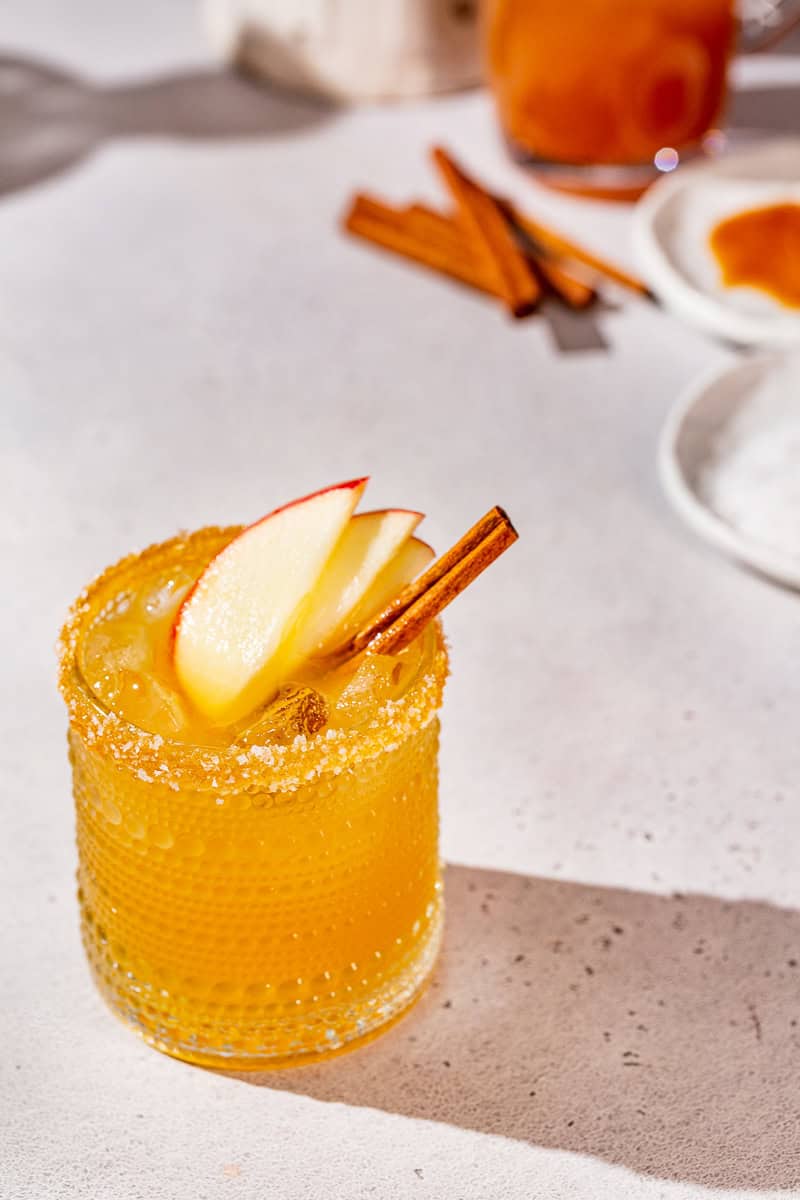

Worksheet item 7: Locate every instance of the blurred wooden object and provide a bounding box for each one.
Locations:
[204,0,482,101]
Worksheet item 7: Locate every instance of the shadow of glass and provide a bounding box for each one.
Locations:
[236,864,800,1192]
[0,51,332,200]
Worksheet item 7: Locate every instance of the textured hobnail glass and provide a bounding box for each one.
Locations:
[59,529,448,1069]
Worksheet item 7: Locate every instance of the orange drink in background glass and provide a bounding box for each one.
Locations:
[59,527,448,1068]
[485,0,736,196]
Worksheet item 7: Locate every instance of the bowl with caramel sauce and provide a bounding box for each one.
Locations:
[634,139,800,347]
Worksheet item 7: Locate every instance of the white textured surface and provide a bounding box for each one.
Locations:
[3,5,800,1197]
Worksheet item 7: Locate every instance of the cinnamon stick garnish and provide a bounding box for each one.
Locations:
[342,506,509,656]
[333,506,517,664]
[368,511,518,656]
[431,147,541,317]
[343,194,500,301]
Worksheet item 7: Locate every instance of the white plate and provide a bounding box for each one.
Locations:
[660,351,800,588]
[634,140,800,349]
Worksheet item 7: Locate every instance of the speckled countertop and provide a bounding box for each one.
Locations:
[3,5,800,1197]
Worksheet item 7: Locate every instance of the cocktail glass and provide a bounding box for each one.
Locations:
[59,527,448,1069]
[484,0,800,199]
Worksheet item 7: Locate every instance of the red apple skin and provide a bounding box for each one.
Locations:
[169,477,368,663]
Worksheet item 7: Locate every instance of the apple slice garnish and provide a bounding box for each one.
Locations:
[172,479,366,723]
[290,508,423,658]
[333,535,435,643]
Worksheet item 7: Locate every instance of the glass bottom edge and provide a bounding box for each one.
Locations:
[502,134,711,200]
[84,901,444,1071]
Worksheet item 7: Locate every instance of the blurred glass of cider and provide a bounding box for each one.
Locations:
[485,0,735,195]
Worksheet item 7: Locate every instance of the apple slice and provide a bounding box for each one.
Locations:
[290,508,423,658]
[332,535,435,643]
[172,479,366,722]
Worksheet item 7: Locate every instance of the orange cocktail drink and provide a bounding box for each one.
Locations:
[59,525,447,1068]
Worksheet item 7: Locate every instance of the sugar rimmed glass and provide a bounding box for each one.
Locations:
[59,528,448,1069]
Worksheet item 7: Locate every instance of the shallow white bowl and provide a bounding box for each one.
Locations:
[660,351,800,588]
[635,140,800,349]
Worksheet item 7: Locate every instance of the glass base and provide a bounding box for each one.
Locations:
[504,134,706,202]
[82,898,444,1070]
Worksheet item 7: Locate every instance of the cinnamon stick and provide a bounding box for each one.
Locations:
[343,194,500,300]
[508,204,651,297]
[402,203,479,263]
[532,256,597,309]
[408,203,595,311]
[359,195,499,289]
[431,147,541,317]
[345,181,620,313]
[342,506,512,658]
[368,513,518,656]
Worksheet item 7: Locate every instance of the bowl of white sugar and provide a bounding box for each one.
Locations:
[660,351,800,588]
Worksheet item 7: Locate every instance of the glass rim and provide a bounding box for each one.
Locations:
[58,527,449,796]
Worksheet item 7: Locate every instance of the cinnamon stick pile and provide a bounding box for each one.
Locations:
[342,146,649,318]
